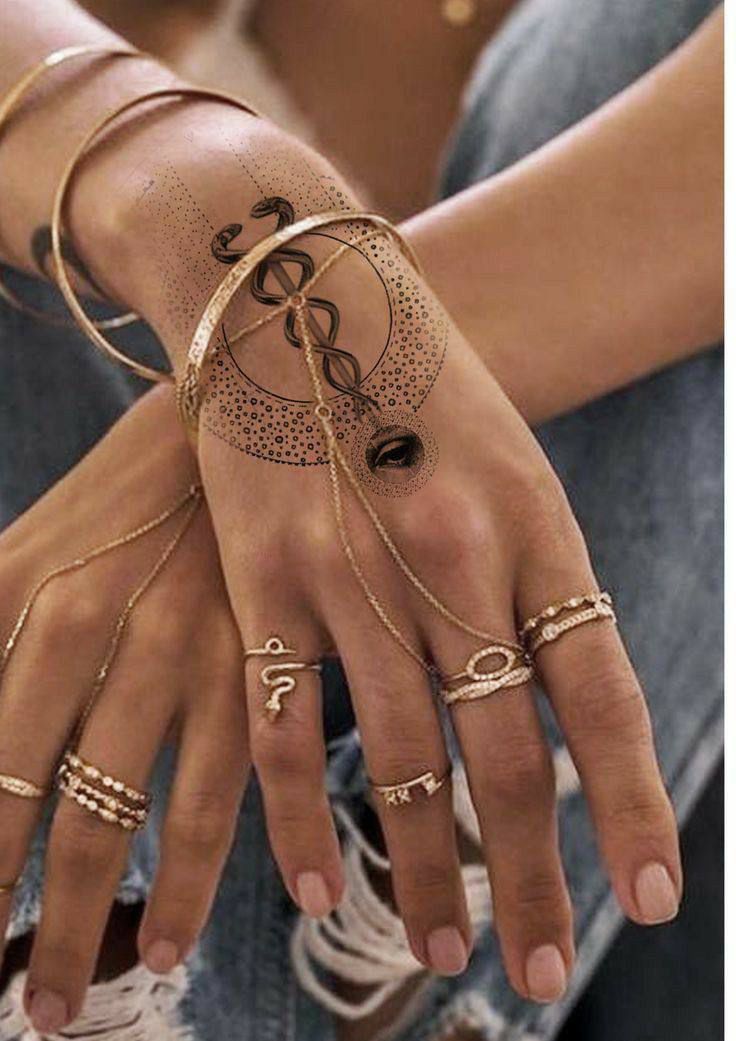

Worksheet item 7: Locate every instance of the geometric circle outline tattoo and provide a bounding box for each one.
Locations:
[202,207,447,469]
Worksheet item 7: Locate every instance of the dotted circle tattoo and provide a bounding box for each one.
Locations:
[203,212,448,469]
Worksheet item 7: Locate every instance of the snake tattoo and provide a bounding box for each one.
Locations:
[212,197,376,416]
[206,192,446,493]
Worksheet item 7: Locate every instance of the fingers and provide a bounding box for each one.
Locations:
[0,583,102,966]
[138,636,249,973]
[431,606,573,1002]
[517,520,682,930]
[24,636,177,1029]
[328,602,471,977]
[242,595,344,919]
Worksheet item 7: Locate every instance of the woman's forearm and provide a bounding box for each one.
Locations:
[403,6,723,425]
[0,0,185,279]
[0,0,722,425]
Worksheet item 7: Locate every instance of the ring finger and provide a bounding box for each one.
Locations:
[431,606,574,1003]
[23,633,181,1031]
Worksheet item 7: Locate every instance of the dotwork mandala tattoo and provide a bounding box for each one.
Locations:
[204,194,446,494]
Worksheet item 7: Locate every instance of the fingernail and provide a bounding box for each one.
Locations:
[426,926,468,976]
[634,862,679,923]
[296,871,332,918]
[526,944,567,1003]
[29,989,68,1032]
[145,939,180,974]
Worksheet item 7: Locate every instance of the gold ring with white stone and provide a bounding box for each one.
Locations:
[439,643,534,706]
[520,591,616,655]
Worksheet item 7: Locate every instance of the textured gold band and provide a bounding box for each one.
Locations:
[0,772,47,799]
[50,85,261,384]
[521,591,616,655]
[371,768,450,807]
[0,45,143,328]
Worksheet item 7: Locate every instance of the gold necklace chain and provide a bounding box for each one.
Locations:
[70,488,202,747]
[1,484,201,677]
[1,484,202,748]
[293,302,519,677]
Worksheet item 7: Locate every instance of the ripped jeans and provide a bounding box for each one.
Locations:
[0,0,722,1037]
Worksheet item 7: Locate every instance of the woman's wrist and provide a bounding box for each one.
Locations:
[65,106,347,372]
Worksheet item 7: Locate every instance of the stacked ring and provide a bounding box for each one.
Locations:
[0,772,47,799]
[439,642,533,706]
[520,591,616,655]
[56,751,151,832]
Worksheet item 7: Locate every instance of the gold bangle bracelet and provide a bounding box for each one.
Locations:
[0,45,143,328]
[176,210,422,436]
[50,85,262,384]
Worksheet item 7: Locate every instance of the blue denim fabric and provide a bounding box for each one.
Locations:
[0,0,722,1036]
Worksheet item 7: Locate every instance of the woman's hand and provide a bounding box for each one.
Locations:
[73,111,682,1004]
[0,388,248,1033]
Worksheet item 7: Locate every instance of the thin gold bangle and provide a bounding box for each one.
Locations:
[0,45,144,329]
[176,210,422,434]
[50,85,262,385]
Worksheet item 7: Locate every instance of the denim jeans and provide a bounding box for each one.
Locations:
[0,0,722,1037]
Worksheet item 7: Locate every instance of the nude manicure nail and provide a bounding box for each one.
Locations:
[426,926,468,976]
[526,944,567,1003]
[635,862,679,923]
[145,939,180,974]
[29,989,68,1032]
[296,871,332,918]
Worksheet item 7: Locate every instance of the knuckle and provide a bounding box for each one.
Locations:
[564,670,651,744]
[33,583,100,646]
[509,869,569,919]
[167,792,234,854]
[295,511,343,569]
[406,859,456,899]
[481,742,554,804]
[600,785,674,834]
[127,603,182,657]
[49,809,117,878]
[398,487,489,567]
[251,723,323,786]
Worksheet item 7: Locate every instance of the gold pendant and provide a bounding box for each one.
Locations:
[442,0,477,28]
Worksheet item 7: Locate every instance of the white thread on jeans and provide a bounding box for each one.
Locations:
[0,962,192,1041]
[291,749,580,1023]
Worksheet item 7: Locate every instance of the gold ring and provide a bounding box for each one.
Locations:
[245,636,321,721]
[439,642,533,706]
[371,768,450,807]
[0,879,18,895]
[56,751,150,832]
[0,772,48,799]
[520,591,616,655]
